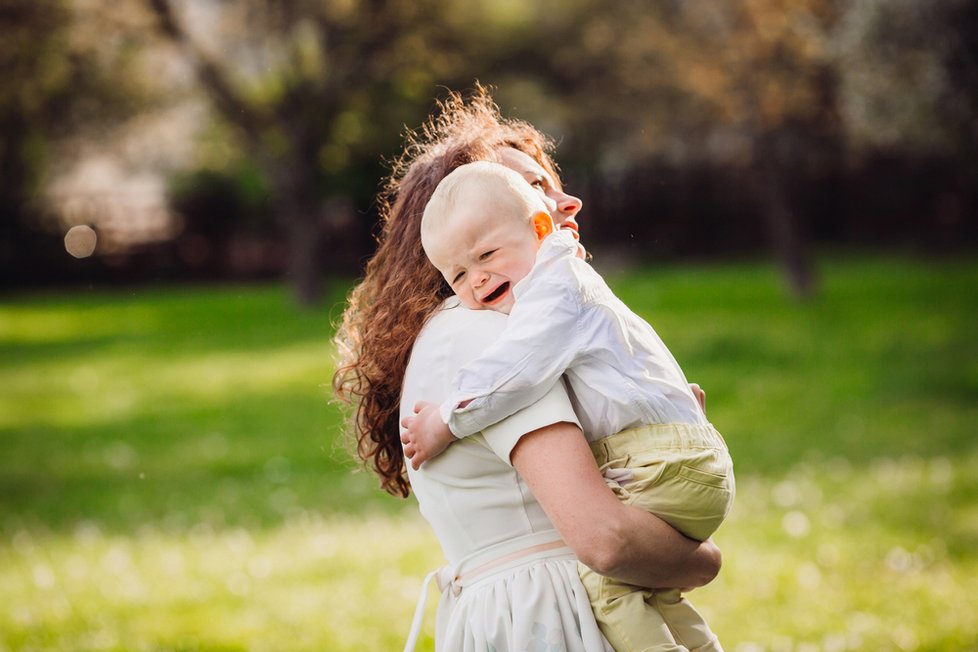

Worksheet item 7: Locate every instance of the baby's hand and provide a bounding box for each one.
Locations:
[399,401,456,470]
[689,383,707,414]
[560,223,587,259]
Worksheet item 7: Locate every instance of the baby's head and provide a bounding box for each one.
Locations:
[421,161,555,314]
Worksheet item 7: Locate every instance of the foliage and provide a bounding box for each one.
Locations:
[0,0,148,201]
[1,255,976,650]
[831,0,978,155]
[143,0,486,303]
[5,1,977,300]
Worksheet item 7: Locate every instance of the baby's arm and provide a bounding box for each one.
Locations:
[400,235,583,469]
[444,263,583,439]
[400,280,576,468]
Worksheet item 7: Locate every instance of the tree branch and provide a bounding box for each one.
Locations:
[146,0,270,142]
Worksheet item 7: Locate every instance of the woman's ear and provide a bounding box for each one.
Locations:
[531,212,555,242]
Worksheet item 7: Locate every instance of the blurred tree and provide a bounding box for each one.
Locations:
[532,0,841,298]
[0,0,151,283]
[822,0,978,249]
[145,0,468,305]
[832,0,977,155]
[7,0,972,292]
[541,0,976,292]
[690,0,839,298]
[168,165,272,276]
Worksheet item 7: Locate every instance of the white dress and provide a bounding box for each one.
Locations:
[401,298,614,652]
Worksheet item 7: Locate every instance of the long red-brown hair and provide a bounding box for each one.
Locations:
[332,86,562,497]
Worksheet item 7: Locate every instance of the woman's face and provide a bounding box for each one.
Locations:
[496,148,583,237]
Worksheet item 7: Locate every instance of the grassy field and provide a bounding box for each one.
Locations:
[1,256,976,651]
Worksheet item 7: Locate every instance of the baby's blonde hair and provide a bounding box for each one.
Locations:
[421,161,549,260]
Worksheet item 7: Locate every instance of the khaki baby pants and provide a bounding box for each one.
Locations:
[579,423,735,652]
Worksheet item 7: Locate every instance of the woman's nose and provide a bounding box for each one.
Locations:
[552,190,582,219]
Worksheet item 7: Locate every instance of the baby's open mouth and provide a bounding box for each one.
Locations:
[482,282,510,304]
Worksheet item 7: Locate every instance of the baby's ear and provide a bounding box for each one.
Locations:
[531,212,554,242]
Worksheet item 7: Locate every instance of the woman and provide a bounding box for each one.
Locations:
[334,87,720,651]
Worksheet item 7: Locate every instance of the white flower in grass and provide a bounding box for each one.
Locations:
[782,510,811,538]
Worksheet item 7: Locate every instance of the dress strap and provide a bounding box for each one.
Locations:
[403,567,448,652]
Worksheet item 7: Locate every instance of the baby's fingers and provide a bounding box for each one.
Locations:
[689,383,707,413]
[410,449,429,471]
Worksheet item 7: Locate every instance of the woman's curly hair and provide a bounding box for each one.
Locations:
[332,85,562,497]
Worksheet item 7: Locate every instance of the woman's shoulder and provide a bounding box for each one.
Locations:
[416,298,508,352]
[407,299,508,385]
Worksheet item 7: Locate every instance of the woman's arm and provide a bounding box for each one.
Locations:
[511,421,721,589]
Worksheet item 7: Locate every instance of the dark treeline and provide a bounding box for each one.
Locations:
[2,0,976,302]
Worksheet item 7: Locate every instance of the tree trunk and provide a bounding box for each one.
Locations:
[754,139,817,299]
[283,209,326,308]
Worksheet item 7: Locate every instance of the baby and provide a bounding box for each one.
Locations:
[403,161,734,652]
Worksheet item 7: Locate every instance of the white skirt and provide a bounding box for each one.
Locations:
[433,531,614,652]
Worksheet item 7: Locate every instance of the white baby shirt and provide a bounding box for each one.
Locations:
[442,230,708,443]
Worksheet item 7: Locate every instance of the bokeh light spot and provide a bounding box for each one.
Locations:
[64,225,98,258]
[782,510,811,538]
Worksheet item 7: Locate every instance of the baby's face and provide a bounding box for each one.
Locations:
[426,187,540,315]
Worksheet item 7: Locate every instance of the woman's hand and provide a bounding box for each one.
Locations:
[559,222,586,259]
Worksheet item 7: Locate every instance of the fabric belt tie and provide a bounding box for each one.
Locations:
[403,531,571,652]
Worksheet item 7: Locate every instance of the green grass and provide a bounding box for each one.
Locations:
[1,257,976,651]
